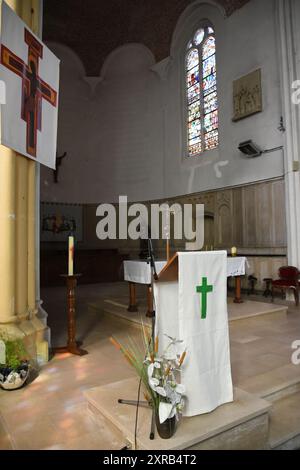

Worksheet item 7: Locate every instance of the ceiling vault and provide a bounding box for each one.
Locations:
[43,0,251,76]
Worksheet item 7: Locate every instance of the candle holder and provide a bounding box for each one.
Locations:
[53,274,88,356]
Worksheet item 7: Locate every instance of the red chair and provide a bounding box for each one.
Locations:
[272,266,300,306]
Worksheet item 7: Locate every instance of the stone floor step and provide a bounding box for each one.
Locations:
[269,390,300,450]
[238,364,300,402]
[89,298,288,331]
[84,377,272,450]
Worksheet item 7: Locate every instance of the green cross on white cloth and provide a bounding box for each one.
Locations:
[196,277,213,319]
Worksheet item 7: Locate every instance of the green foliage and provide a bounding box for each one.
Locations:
[0,333,28,370]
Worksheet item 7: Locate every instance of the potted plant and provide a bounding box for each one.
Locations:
[110,325,186,439]
[0,333,30,391]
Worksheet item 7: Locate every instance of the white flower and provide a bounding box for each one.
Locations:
[165,383,182,406]
[149,377,159,391]
[147,362,161,380]
[159,402,173,424]
[155,386,167,397]
[148,363,154,379]
[143,335,186,421]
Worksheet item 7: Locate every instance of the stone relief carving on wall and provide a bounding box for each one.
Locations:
[233,69,262,121]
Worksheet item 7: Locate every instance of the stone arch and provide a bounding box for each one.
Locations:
[100,43,156,80]
[170,0,225,59]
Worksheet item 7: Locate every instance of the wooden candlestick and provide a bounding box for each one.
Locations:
[53,274,88,356]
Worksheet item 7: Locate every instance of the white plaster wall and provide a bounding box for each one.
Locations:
[41,0,284,204]
[41,42,163,203]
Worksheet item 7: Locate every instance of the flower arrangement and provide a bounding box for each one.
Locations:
[110,324,187,429]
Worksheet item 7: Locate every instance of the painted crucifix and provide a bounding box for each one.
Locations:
[0,28,57,157]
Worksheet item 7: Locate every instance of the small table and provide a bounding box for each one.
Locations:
[124,256,248,314]
[53,274,88,356]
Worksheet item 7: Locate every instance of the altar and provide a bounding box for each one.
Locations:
[123,256,249,315]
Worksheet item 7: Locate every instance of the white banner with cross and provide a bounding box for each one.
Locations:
[154,251,233,417]
[0,1,60,168]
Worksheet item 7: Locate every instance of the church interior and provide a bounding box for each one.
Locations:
[0,0,300,452]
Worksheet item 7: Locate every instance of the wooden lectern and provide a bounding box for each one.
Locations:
[157,252,244,302]
[156,253,179,282]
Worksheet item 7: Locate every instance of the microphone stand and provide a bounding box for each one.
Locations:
[118,238,158,442]
[146,238,158,439]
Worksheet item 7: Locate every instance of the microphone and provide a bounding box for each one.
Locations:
[147,238,158,280]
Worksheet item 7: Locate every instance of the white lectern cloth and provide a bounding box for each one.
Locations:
[154,251,233,417]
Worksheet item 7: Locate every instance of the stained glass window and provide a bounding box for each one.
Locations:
[186,25,219,156]
[194,28,205,45]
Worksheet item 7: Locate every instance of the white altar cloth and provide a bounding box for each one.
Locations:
[124,260,167,284]
[124,256,248,284]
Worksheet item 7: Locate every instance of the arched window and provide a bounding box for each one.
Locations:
[186,26,218,157]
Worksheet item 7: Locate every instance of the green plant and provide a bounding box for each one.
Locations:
[0,334,28,370]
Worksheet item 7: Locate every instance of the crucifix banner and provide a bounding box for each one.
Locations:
[154,251,233,417]
[0,1,59,169]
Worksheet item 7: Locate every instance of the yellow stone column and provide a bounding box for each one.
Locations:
[15,155,38,346]
[1,1,48,361]
[28,162,36,313]
[0,1,22,337]
[28,160,45,337]
[15,156,28,319]
[22,1,49,349]
[0,147,19,335]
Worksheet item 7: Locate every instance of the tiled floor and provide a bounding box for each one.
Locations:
[0,282,299,450]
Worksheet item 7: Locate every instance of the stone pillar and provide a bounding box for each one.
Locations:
[15,156,29,319]
[0,146,20,336]
[0,0,21,333]
[15,156,37,356]
[0,0,49,362]
[28,161,36,314]
[277,0,300,269]
[28,160,46,341]
[0,1,26,339]
[23,0,50,358]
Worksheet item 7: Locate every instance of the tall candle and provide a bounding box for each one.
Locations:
[166,207,170,261]
[68,236,74,276]
[231,246,237,257]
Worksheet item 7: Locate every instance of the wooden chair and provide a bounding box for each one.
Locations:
[271,266,300,306]
[247,275,258,296]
